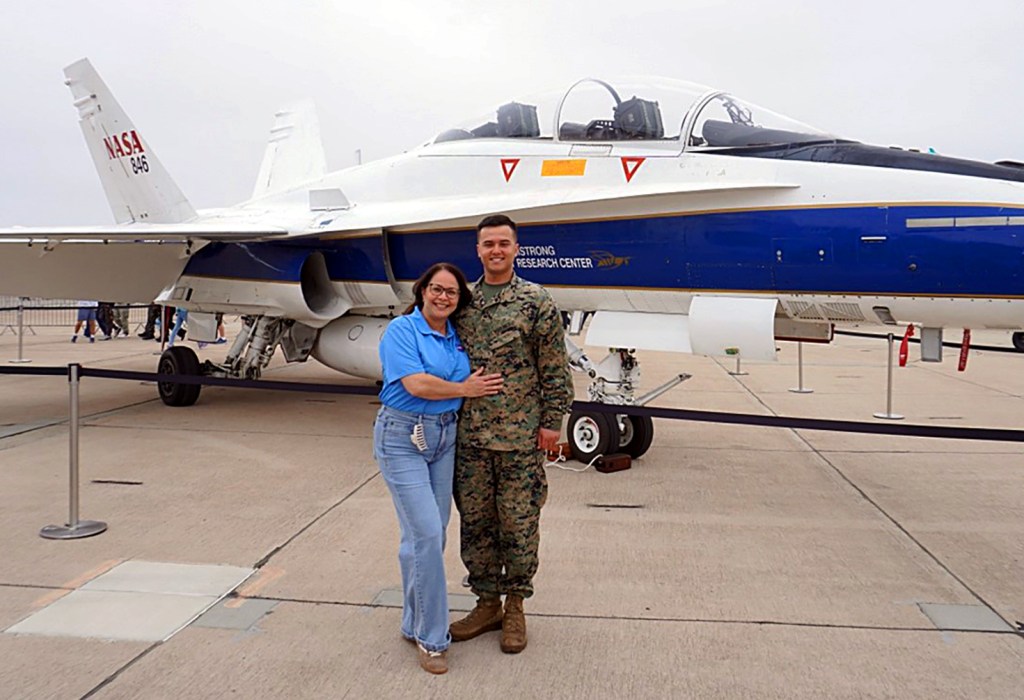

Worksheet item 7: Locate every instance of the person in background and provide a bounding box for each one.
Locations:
[71,300,98,343]
[167,308,187,347]
[111,304,130,337]
[215,312,227,344]
[374,262,503,675]
[96,302,114,340]
[198,313,229,349]
[138,303,160,340]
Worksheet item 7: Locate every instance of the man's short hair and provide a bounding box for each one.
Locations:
[476,214,517,238]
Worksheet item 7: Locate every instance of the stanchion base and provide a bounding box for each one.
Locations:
[40,520,108,540]
[728,371,749,376]
[789,388,814,394]
[873,412,904,421]
[8,359,32,364]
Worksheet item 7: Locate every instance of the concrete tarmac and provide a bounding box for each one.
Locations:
[1,326,1022,698]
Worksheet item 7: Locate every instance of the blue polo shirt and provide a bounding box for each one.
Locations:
[378,307,471,414]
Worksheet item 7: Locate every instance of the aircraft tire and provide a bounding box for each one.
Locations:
[158,346,202,407]
[618,415,654,459]
[1013,332,1024,352]
[567,410,621,464]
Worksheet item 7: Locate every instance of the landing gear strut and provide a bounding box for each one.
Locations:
[156,315,317,406]
[564,337,689,463]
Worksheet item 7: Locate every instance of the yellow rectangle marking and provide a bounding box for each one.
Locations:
[32,559,123,608]
[225,565,285,608]
[541,159,587,177]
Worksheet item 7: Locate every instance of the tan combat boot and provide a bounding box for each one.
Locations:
[500,594,527,653]
[449,596,503,641]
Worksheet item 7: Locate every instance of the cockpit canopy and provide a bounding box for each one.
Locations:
[432,77,836,149]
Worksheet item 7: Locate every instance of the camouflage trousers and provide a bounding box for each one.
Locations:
[454,445,547,599]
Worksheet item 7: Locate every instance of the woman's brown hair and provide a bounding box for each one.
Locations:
[404,262,473,316]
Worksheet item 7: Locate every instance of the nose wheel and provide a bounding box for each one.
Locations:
[567,411,655,463]
[616,414,654,458]
[568,411,620,463]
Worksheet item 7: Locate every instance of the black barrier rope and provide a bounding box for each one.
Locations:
[3,364,1024,443]
[573,401,1024,443]
[0,365,69,377]
[79,366,379,396]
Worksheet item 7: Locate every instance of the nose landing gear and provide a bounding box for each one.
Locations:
[566,411,657,464]
[564,337,689,463]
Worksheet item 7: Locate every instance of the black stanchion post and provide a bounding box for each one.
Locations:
[40,363,107,540]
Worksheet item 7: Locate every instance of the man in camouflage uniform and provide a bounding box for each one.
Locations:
[450,214,574,654]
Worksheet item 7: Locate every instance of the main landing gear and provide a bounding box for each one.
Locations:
[564,336,690,463]
[156,315,317,406]
[157,346,202,407]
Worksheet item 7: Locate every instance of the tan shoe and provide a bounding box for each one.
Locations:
[417,643,448,675]
[500,594,527,654]
[449,596,503,642]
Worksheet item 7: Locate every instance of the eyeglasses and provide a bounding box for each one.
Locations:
[426,283,460,299]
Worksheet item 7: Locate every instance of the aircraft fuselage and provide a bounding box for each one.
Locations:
[176,145,1024,331]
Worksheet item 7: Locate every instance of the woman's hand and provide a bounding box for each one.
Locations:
[461,367,503,397]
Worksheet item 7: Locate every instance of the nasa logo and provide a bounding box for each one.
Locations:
[102,130,145,160]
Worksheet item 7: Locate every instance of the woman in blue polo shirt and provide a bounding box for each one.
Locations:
[374,262,503,675]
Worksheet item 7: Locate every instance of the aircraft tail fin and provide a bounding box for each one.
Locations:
[251,100,327,199]
[63,58,197,224]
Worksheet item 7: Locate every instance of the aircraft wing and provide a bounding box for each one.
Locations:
[0,224,290,302]
[0,222,289,242]
[309,179,799,236]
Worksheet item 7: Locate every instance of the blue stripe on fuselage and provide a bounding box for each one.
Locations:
[391,205,1024,296]
[182,205,1024,297]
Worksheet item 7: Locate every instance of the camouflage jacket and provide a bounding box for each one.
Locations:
[455,274,574,452]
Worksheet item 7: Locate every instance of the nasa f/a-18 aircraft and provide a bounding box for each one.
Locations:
[2,59,1024,460]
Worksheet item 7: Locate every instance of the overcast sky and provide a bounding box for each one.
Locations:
[1,0,1022,225]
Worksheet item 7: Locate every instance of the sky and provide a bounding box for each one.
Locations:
[1,0,1022,225]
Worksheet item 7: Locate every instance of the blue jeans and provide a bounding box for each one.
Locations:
[373,406,457,652]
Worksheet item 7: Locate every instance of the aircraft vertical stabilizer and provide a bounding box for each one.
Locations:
[63,58,196,224]
[251,100,327,199]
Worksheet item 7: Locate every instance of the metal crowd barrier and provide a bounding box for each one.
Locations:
[2,362,1023,541]
[0,297,149,332]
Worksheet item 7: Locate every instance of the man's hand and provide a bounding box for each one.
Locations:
[536,427,560,452]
